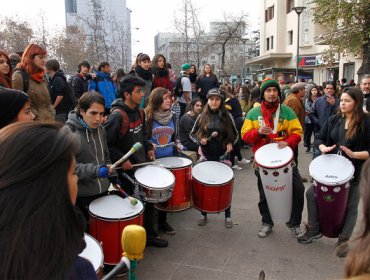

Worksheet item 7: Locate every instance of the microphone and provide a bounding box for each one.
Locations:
[111,142,143,169]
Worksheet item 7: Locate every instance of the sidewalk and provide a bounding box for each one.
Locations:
[133,144,351,280]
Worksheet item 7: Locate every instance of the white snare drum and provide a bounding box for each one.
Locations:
[79,233,104,279]
[254,143,294,223]
[135,165,175,202]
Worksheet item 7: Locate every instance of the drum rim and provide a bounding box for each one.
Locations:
[192,177,234,186]
[88,208,145,220]
[81,233,104,272]
[157,156,193,169]
[192,161,234,183]
[134,165,176,188]
[254,144,294,169]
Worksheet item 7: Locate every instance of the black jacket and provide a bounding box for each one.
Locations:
[48,69,74,114]
[179,113,199,151]
[72,73,89,100]
[103,98,153,164]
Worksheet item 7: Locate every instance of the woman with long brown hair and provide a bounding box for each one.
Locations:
[190,88,238,228]
[195,64,219,104]
[298,87,370,258]
[151,54,173,95]
[12,43,55,121]
[0,50,12,88]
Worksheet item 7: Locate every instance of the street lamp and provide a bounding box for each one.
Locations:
[292,6,306,82]
[240,37,248,84]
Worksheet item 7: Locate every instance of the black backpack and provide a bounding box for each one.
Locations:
[14,69,30,93]
[173,76,183,97]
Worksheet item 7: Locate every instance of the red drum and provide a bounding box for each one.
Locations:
[79,234,104,279]
[309,154,354,238]
[254,143,294,223]
[156,157,193,212]
[192,161,234,213]
[89,195,144,265]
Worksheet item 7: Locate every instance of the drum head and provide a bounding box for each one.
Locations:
[254,143,293,169]
[309,154,354,186]
[158,157,192,169]
[135,165,175,189]
[89,195,144,219]
[79,234,103,272]
[192,161,233,185]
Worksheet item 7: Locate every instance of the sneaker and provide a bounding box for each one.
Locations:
[225,218,233,228]
[232,165,242,170]
[335,236,350,258]
[297,224,322,244]
[258,223,273,238]
[237,158,250,164]
[146,236,169,248]
[198,216,207,226]
[286,222,303,237]
[159,222,176,235]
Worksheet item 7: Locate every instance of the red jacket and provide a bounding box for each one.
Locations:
[153,76,173,95]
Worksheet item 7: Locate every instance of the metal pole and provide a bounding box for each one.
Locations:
[296,13,300,82]
[242,42,246,84]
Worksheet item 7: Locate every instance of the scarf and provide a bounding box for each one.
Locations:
[153,110,173,126]
[153,67,168,77]
[260,100,279,130]
[189,72,197,83]
[30,71,45,83]
[135,65,153,81]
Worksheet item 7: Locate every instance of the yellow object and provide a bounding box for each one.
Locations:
[121,225,146,261]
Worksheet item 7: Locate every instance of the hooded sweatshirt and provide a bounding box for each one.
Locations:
[65,111,111,197]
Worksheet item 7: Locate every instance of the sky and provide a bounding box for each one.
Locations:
[1,0,261,59]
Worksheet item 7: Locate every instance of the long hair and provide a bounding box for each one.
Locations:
[0,122,84,279]
[150,54,168,76]
[199,63,215,78]
[337,87,367,140]
[145,87,171,137]
[17,43,47,75]
[195,96,236,147]
[344,159,370,278]
[0,50,12,88]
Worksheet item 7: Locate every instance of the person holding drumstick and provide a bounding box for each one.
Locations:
[0,122,97,279]
[298,87,370,258]
[190,88,238,228]
[145,87,181,235]
[241,78,305,238]
[104,75,168,248]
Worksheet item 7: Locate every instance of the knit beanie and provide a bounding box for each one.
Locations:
[260,78,281,100]
[0,88,29,128]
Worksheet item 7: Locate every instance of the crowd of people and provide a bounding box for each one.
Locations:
[0,42,370,279]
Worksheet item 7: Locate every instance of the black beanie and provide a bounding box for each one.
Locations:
[0,88,29,129]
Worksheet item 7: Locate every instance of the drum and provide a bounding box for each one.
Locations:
[155,157,193,212]
[88,195,144,265]
[254,143,294,223]
[135,165,175,203]
[309,154,354,238]
[192,161,234,213]
[79,233,104,279]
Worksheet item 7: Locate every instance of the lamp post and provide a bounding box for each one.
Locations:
[240,37,248,84]
[292,6,306,82]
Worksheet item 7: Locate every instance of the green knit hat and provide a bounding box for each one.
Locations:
[260,78,281,100]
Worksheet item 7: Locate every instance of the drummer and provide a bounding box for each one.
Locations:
[145,87,181,235]
[298,87,370,258]
[65,91,113,225]
[104,75,168,248]
[241,78,305,238]
[0,122,96,279]
[190,88,238,228]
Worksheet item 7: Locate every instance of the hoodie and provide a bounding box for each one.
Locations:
[65,111,111,197]
[103,98,153,165]
[49,69,74,115]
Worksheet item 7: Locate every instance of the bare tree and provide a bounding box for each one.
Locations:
[0,17,34,53]
[34,10,49,48]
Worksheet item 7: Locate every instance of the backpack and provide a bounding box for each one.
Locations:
[173,76,183,97]
[14,69,30,93]
[67,75,75,89]
[104,108,144,136]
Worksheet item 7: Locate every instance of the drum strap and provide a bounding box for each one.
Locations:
[272,104,280,134]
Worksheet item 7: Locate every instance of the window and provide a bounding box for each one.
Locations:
[271,36,274,49]
[286,0,294,13]
[288,30,293,45]
[266,36,274,50]
[265,5,274,22]
[266,37,270,51]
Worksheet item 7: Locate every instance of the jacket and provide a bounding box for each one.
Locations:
[241,104,302,153]
[179,113,199,151]
[65,111,111,197]
[152,75,173,95]
[48,69,74,115]
[103,99,153,164]
[88,72,117,109]
[283,93,305,128]
[309,94,339,131]
[72,73,89,100]
[12,71,55,121]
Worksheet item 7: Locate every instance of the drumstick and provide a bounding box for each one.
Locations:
[112,183,138,206]
[207,131,219,141]
[219,151,229,161]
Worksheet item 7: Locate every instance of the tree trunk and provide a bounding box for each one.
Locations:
[357,39,370,80]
